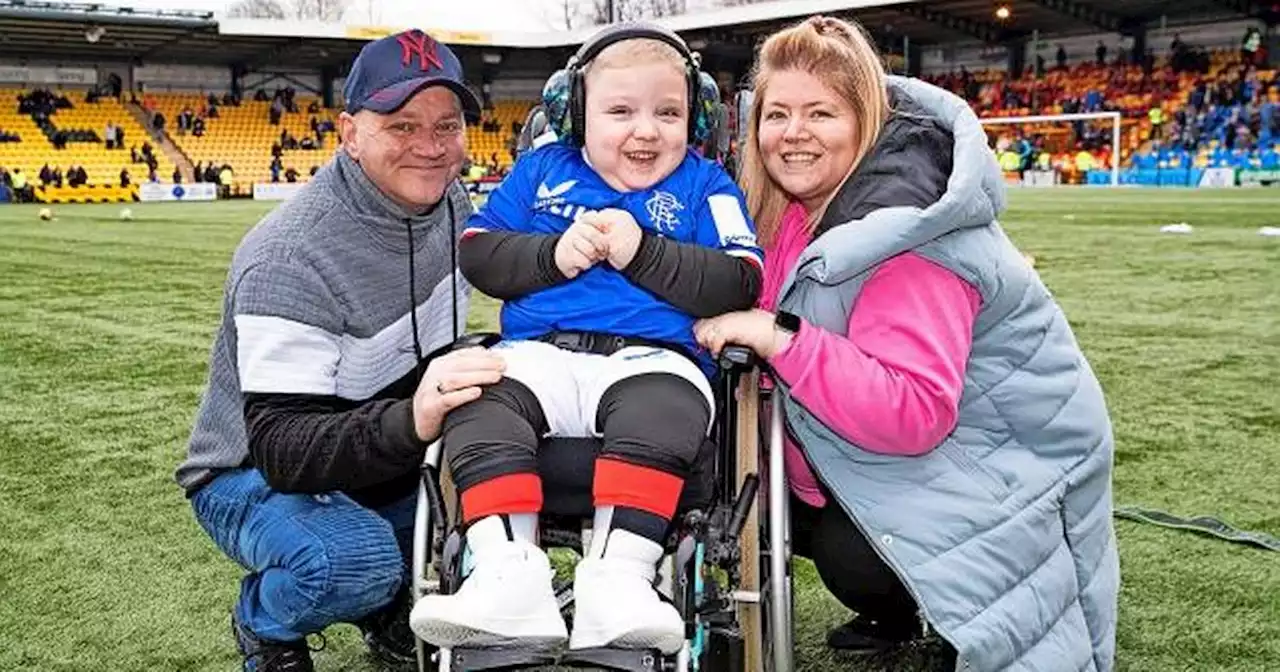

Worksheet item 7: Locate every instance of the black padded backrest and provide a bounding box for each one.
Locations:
[516,104,555,156]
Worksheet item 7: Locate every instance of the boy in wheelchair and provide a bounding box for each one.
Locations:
[409,23,762,657]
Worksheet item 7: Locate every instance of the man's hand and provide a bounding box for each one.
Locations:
[554,214,610,279]
[591,208,644,270]
[412,347,506,442]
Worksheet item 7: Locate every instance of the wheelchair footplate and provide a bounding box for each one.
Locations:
[444,645,556,670]
[560,646,666,671]
[443,645,667,671]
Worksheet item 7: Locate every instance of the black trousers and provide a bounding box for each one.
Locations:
[444,373,710,493]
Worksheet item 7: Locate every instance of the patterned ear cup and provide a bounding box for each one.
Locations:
[691,70,722,146]
[541,69,573,141]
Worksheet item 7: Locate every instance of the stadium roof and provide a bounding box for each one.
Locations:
[219,0,1264,49]
[0,0,368,65]
[0,0,1267,68]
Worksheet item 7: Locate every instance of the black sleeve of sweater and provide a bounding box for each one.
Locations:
[243,392,427,493]
[459,230,568,300]
[621,233,762,318]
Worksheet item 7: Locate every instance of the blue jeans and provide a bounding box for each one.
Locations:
[191,468,416,642]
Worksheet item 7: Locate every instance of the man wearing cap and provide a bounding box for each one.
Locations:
[175,30,501,671]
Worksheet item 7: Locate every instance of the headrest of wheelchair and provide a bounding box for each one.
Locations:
[567,21,700,72]
[516,104,557,154]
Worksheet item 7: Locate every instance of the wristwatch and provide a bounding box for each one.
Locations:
[774,310,801,336]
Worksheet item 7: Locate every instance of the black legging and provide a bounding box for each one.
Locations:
[790,494,921,632]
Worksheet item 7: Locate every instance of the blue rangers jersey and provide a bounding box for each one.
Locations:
[465,141,762,372]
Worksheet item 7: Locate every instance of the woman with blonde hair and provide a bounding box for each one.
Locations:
[695,16,1119,671]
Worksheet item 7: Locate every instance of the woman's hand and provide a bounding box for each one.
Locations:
[694,309,794,359]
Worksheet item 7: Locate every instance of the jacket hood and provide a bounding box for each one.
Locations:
[781,76,1006,296]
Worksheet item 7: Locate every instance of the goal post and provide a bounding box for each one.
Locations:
[980,111,1122,187]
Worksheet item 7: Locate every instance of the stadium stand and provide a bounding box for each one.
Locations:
[0,87,174,202]
[468,99,537,174]
[935,44,1279,184]
[150,89,337,194]
[0,0,1275,200]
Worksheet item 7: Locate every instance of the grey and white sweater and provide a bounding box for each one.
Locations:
[176,150,471,507]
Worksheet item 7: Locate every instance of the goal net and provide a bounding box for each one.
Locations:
[981,111,1122,187]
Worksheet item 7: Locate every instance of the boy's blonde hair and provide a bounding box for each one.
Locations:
[584,38,689,85]
[740,16,890,245]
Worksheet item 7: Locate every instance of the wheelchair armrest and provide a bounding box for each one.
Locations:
[451,332,501,350]
[717,345,758,373]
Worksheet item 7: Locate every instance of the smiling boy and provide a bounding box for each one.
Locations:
[409,25,762,654]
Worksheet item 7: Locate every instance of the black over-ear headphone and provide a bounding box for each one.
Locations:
[561,22,709,147]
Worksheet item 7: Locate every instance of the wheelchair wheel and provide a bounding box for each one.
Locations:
[759,392,794,672]
[411,467,440,672]
[725,373,794,672]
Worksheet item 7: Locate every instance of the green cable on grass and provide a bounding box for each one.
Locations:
[1115,506,1280,552]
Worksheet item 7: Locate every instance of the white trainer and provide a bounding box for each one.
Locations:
[569,529,685,654]
[409,516,568,650]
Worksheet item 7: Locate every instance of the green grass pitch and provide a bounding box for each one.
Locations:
[1,188,1277,671]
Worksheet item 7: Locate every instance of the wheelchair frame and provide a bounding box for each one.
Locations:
[407,344,795,672]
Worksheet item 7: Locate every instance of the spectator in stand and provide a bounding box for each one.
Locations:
[1261,143,1280,169]
[120,168,131,187]
[11,168,28,202]
[1056,44,1067,70]
[39,164,52,185]
[218,165,233,197]
[153,111,166,132]
[193,117,206,138]
[285,166,299,183]
[1096,40,1107,65]
[269,97,283,125]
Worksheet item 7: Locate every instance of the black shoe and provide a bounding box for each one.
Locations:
[356,587,418,671]
[232,611,323,672]
[826,613,918,654]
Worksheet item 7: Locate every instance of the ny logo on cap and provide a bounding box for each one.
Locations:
[397,30,444,72]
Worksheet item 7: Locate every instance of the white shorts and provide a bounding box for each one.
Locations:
[490,339,716,439]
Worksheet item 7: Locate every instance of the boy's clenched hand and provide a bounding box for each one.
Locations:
[554,215,610,279]
[587,208,643,270]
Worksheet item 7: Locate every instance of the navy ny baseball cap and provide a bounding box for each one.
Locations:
[343,29,482,121]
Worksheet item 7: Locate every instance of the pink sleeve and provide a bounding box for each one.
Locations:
[767,253,980,456]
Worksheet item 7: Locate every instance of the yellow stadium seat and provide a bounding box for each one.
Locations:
[0,88,172,192]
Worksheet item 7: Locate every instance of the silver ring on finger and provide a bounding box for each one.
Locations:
[436,380,446,394]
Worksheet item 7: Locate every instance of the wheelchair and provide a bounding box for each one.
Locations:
[407,333,794,671]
